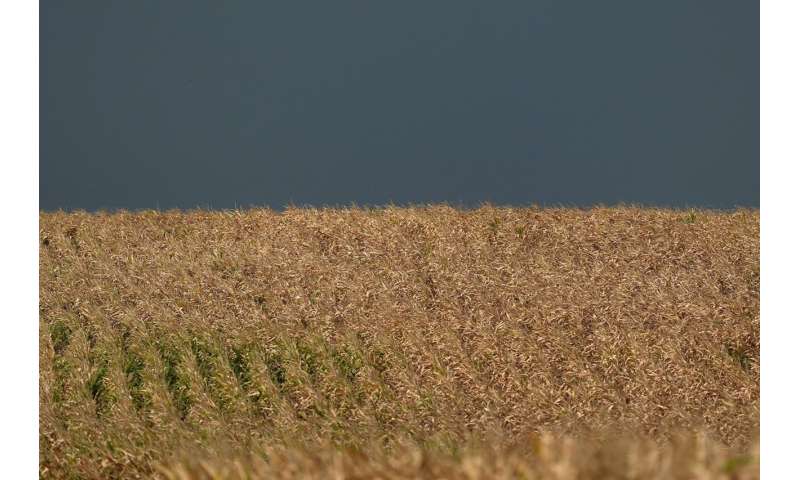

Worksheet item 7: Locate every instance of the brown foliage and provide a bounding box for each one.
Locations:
[39,206,759,478]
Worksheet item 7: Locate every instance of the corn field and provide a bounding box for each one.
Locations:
[39,206,759,479]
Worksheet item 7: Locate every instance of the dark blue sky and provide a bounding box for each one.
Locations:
[40,1,758,211]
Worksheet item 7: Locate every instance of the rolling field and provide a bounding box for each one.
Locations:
[39,206,759,479]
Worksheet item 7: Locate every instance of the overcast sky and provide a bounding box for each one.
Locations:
[40,1,758,211]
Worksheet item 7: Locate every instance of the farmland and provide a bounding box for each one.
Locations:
[39,206,759,478]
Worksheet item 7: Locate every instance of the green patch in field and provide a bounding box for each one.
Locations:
[87,356,115,416]
[123,352,151,413]
[333,345,364,383]
[723,454,752,473]
[52,357,72,404]
[297,341,325,379]
[190,335,231,412]
[190,336,216,382]
[265,350,287,390]
[228,345,253,389]
[228,343,269,407]
[156,340,193,420]
[50,320,72,355]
